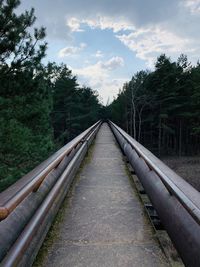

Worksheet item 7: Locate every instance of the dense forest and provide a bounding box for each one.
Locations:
[108,54,200,156]
[0,0,101,191]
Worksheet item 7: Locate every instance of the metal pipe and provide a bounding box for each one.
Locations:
[0,121,101,220]
[0,122,101,265]
[1,143,87,267]
[0,144,80,261]
[109,121,200,267]
[109,121,200,225]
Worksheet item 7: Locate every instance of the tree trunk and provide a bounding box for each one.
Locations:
[179,119,182,157]
[130,105,133,136]
[138,105,145,142]
[131,88,136,139]
[126,105,129,134]
[158,117,162,156]
[133,102,136,139]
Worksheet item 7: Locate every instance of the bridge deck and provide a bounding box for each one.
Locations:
[35,123,169,267]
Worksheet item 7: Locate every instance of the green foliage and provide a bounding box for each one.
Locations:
[52,64,101,146]
[108,54,200,156]
[0,0,54,191]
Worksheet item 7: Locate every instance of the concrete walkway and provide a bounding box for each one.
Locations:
[35,123,169,267]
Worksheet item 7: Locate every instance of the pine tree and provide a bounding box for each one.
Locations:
[0,0,54,191]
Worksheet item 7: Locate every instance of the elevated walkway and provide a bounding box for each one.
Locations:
[35,123,168,266]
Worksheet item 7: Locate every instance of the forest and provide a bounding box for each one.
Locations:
[0,0,200,192]
[108,54,200,157]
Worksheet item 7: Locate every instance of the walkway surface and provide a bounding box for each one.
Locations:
[35,123,169,267]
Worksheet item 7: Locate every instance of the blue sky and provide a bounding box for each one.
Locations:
[19,0,200,104]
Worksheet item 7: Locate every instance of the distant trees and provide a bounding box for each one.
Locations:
[108,54,200,156]
[0,0,101,191]
[52,64,101,146]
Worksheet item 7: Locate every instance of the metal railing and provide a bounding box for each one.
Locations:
[0,121,101,221]
[109,120,200,267]
[1,120,200,267]
[0,121,101,267]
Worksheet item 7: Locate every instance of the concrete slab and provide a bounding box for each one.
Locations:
[40,243,168,267]
[34,123,169,267]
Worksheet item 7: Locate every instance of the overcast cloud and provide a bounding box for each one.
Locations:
[19,0,200,103]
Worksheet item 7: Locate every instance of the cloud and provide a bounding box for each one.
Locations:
[20,0,180,38]
[72,62,108,85]
[19,1,200,61]
[62,4,200,66]
[97,78,127,104]
[184,0,200,13]
[72,56,124,81]
[116,26,193,67]
[66,17,84,32]
[58,43,86,57]
[66,16,135,33]
[94,50,104,58]
[63,0,180,28]
[19,0,200,101]
[102,56,124,70]
[70,56,126,103]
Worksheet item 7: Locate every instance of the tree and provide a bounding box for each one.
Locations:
[108,53,200,156]
[0,0,54,191]
[51,64,78,144]
[52,65,101,146]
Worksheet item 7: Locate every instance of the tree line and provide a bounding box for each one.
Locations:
[0,0,101,191]
[107,54,200,157]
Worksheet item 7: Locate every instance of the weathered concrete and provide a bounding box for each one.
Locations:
[34,123,169,267]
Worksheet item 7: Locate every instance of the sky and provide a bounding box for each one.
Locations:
[19,0,200,104]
